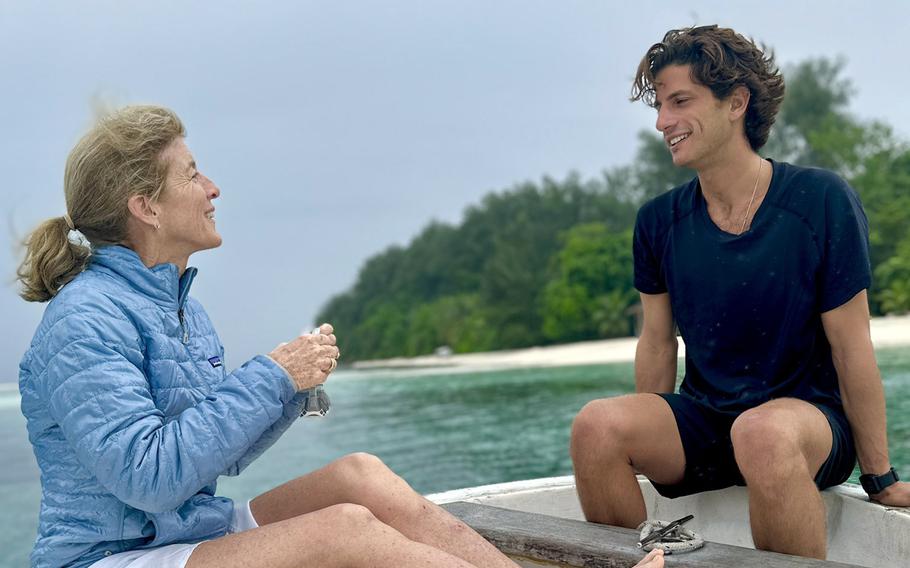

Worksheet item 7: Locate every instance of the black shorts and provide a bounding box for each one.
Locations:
[650,393,857,499]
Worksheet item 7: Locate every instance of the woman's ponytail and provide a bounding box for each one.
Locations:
[17,216,91,302]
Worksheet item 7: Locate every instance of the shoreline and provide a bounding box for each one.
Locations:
[351,314,910,371]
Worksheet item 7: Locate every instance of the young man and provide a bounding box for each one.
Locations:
[570,25,910,559]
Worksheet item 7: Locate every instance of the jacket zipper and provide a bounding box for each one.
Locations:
[178,309,189,344]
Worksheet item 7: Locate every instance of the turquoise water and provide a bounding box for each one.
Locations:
[2,348,909,566]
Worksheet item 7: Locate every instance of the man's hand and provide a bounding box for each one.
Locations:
[870,480,910,507]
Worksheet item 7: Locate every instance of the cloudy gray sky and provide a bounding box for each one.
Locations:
[1,1,907,381]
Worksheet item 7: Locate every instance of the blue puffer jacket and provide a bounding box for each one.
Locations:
[19,246,305,568]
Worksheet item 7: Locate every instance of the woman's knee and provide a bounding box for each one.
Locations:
[319,503,378,528]
[331,453,414,501]
[297,504,396,565]
[334,452,392,478]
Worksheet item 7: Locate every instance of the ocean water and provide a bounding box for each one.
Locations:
[2,348,909,566]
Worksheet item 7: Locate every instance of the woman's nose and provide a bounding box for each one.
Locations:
[201,174,220,199]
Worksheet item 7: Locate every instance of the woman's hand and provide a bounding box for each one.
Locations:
[268,323,340,392]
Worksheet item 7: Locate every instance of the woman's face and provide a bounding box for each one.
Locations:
[155,137,222,261]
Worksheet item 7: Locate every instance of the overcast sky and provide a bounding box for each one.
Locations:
[1,1,907,381]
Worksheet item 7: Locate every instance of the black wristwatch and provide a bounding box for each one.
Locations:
[859,467,900,495]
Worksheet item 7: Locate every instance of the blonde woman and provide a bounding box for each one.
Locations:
[17,106,533,568]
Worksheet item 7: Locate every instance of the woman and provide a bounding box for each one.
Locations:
[18,105,664,568]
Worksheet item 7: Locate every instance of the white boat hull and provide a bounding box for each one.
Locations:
[428,476,910,567]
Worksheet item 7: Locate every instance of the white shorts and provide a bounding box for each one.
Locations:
[90,500,259,568]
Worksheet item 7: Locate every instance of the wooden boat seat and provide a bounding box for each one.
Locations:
[442,501,866,568]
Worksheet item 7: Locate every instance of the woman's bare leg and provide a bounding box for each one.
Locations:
[186,503,476,568]
[248,453,518,568]
[239,453,661,568]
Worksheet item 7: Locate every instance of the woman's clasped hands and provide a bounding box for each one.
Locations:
[269,323,340,391]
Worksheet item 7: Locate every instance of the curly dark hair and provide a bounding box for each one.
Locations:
[631,25,785,151]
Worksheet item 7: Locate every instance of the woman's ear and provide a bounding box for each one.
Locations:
[127,195,161,230]
[728,85,750,121]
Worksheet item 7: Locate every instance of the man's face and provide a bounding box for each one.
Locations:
[653,64,735,170]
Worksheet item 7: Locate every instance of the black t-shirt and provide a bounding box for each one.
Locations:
[633,160,871,414]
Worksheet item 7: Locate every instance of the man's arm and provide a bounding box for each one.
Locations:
[635,292,678,393]
[821,290,910,506]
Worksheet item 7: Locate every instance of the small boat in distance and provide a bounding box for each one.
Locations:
[428,476,910,568]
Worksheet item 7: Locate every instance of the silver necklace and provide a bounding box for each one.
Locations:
[739,157,764,234]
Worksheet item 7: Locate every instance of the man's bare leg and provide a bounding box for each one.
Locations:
[248,453,518,568]
[571,394,686,528]
[731,398,835,559]
[186,503,477,568]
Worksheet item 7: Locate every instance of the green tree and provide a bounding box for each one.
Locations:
[406,294,496,355]
[764,58,854,170]
[541,225,635,342]
[350,302,410,360]
[851,144,910,272]
[875,235,910,314]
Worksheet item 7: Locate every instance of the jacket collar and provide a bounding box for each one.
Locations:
[89,245,197,311]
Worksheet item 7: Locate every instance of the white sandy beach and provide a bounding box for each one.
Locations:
[352,314,910,371]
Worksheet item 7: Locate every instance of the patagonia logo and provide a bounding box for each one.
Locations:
[208,356,223,368]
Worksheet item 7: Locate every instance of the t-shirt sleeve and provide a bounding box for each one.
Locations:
[818,176,872,312]
[633,204,667,294]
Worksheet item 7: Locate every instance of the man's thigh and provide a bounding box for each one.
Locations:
[650,394,742,498]
[574,393,687,486]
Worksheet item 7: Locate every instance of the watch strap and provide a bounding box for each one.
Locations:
[859,467,899,495]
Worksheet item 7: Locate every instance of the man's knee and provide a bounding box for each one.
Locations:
[731,408,807,483]
[571,396,639,460]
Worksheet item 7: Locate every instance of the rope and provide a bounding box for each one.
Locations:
[637,519,705,554]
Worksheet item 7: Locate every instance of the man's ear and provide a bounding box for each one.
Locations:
[127,194,160,229]
[728,85,750,121]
